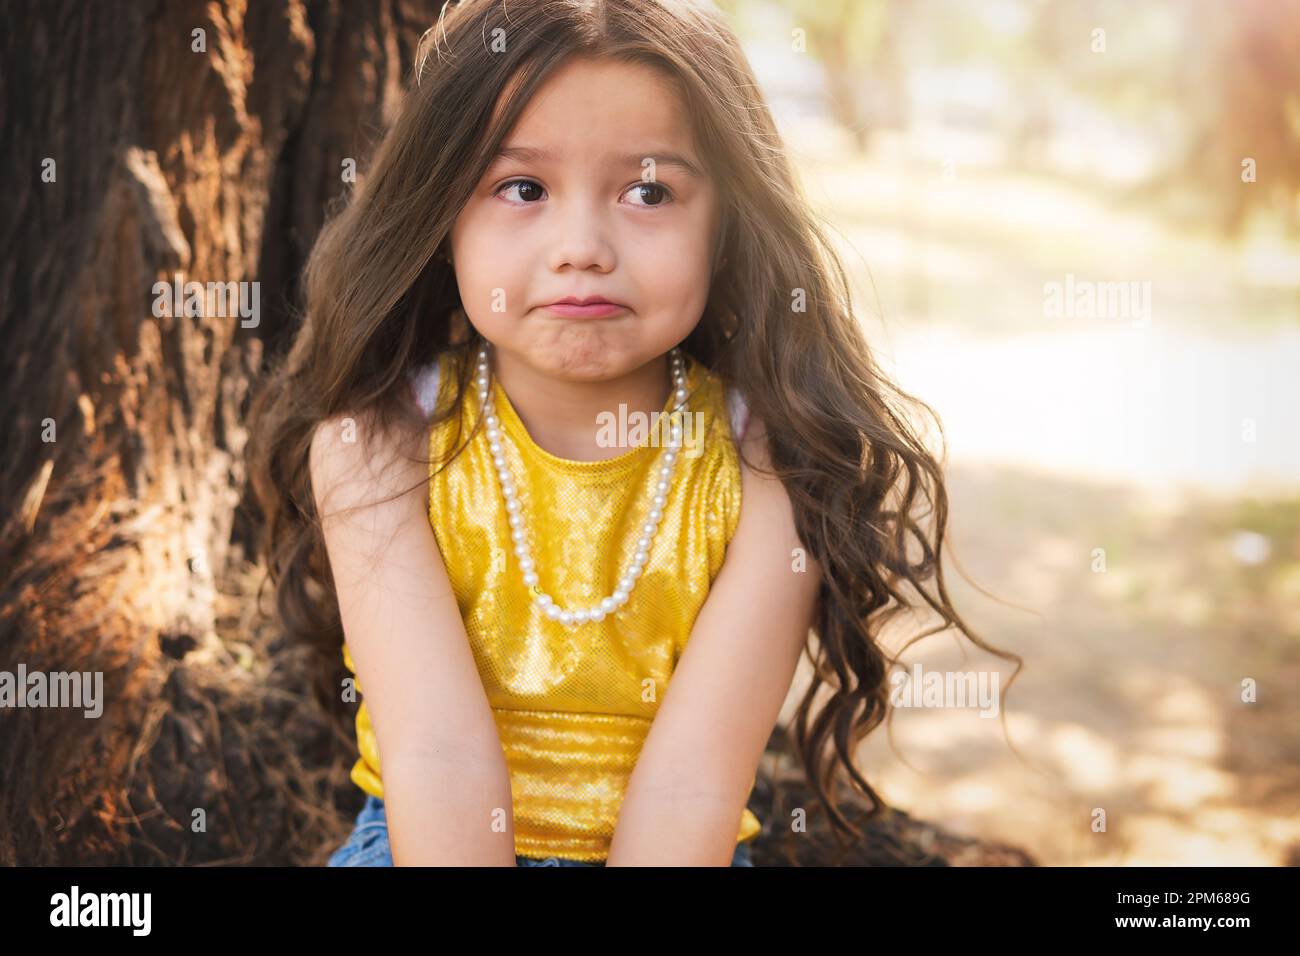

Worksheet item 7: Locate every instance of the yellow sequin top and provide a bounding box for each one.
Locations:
[341,347,762,861]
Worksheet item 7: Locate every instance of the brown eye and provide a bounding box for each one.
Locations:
[624,182,672,206]
[495,179,546,204]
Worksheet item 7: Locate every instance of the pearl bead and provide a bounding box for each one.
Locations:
[477,343,687,628]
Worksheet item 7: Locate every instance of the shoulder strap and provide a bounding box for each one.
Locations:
[408,357,443,417]
[725,385,750,443]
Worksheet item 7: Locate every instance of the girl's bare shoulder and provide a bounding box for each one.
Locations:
[309,402,429,520]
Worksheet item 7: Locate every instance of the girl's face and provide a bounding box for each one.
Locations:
[449,56,719,382]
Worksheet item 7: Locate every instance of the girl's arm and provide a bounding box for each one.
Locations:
[311,412,516,866]
[606,415,820,865]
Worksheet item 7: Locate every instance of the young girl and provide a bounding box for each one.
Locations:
[249,0,1016,867]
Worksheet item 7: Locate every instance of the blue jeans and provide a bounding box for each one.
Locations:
[327,794,756,867]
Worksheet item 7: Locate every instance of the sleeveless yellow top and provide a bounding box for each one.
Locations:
[341,347,761,861]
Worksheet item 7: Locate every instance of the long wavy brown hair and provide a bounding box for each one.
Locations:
[247,0,1022,846]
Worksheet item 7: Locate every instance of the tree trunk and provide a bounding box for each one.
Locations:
[0,0,438,866]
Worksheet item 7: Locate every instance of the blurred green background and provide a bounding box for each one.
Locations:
[724,0,1300,865]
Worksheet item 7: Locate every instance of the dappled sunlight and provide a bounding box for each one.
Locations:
[1098,815,1294,867]
[772,458,1300,865]
[1045,724,1125,792]
[742,0,1300,869]
[1127,755,1235,810]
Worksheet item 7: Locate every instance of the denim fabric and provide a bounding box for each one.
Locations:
[327,794,755,867]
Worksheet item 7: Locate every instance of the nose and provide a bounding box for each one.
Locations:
[545,195,616,273]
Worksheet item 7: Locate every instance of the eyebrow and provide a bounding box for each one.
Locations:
[489,144,706,180]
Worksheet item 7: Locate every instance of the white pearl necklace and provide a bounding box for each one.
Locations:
[474,344,688,628]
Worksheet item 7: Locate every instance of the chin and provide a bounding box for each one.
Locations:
[544,355,628,382]
[531,338,639,380]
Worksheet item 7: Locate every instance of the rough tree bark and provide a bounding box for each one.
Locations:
[0,0,1033,866]
[0,0,440,866]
